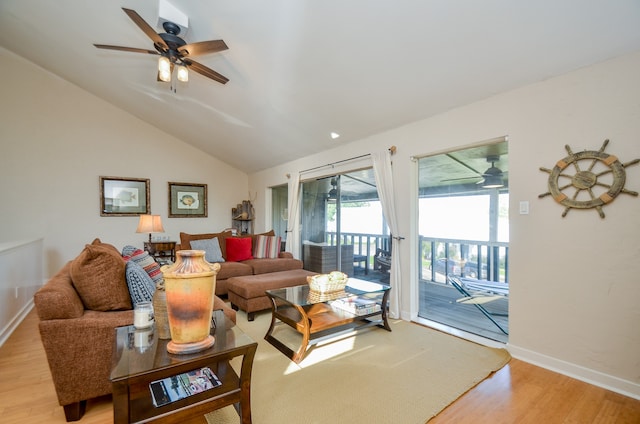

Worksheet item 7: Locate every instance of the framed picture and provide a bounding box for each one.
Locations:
[168,182,208,218]
[100,176,150,216]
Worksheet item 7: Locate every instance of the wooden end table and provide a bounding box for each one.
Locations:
[264,278,391,363]
[144,241,176,264]
[111,310,257,424]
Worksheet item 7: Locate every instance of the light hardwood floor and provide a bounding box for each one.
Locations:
[1,309,639,423]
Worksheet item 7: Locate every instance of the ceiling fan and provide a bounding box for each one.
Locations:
[442,155,506,188]
[94,7,229,84]
[479,156,505,188]
[327,178,338,200]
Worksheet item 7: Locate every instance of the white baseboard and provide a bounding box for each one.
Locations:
[0,300,34,348]
[508,344,640,400]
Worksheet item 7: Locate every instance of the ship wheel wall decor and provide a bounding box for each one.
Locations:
[539,139,639,218]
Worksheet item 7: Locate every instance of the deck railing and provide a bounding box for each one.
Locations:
[325,232,390,272]
[324,232,508,283]
[420,236,509,283]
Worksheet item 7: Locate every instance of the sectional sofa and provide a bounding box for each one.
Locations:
[177,230,306,296]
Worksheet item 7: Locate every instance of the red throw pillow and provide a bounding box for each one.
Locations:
[225,237,253,262]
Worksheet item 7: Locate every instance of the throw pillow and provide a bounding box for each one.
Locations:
[253,235,282,259]
[250,230,275,250]
[125,260,156,307]
[225,237,253,262]
[179,231,233,258]
[70,241,131,311]
[122,246,164,287]
[190,237,225,263]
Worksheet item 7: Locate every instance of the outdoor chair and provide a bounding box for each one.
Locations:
[373,248,391,274]
[373,235,392,275]
[353,254,368,274]
[447,276,509,335]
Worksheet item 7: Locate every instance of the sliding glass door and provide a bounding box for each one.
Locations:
[417,140,510,342]
[299,169,389,282]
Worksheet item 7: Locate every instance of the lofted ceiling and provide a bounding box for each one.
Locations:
[1,1,640,174]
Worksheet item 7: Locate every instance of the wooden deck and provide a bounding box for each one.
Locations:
[419,280,508,343]
[351,265,509,343]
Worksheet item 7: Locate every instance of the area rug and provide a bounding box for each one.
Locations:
[206,311,510,424]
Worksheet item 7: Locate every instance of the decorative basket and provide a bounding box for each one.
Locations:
[307,271,348,294]
[307,289,347,303]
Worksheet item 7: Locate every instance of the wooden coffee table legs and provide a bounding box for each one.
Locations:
[264,291,391,363]
[264,299,311,363]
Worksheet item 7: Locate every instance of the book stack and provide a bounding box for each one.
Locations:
[331,296,381,316]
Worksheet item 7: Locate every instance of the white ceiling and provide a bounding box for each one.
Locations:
[2,1,640,173]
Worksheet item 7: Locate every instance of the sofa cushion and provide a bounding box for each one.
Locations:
[226,237,253,262]
[122,246,163,287]
[180,231,233,258]
[190,237,225,263]
[242,257,303,274]
[227,269,316,299]
[215,261,253,280]
[253,235,282,259]
[70,240,131,311]
[125,260,156,307]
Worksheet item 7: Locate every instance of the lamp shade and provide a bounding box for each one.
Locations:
[136,215,165,241]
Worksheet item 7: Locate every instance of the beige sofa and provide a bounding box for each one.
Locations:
[34,240,235,422]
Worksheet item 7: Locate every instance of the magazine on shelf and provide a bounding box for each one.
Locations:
[330,296,381,315]
[149,366,222,407]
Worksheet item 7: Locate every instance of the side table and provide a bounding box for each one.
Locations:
[111,310,257,424]
[144,241,176,264]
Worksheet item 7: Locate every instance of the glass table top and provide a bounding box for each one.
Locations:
[111,310,255,380]
[266,278,390,307]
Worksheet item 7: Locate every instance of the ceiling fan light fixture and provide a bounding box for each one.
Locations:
[157,56,172,82]
[158,56,171,73]
[482,174,504,188]
[177,64,189,82]
[158,69,171,82]
[481,155,504,188]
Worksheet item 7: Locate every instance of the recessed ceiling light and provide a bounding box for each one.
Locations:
[330,132,340,139]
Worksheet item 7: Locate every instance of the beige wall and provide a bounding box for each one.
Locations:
[0,47,248,278]
[249,51,640,397]
[2,43,638,398]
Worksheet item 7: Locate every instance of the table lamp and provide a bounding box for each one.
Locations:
[136,214,165,242]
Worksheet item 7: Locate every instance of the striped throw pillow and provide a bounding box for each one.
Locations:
[122,245,164,287]
[253,235,281,259]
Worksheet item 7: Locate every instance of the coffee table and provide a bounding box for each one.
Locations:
[111,310,257,424]
[264,278,391,363]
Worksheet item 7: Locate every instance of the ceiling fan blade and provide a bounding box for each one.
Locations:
[122,7,167,50]
[441,176,483,183]
[94,44,159,55]
[179,40,228,57]
[184,59,229,84]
